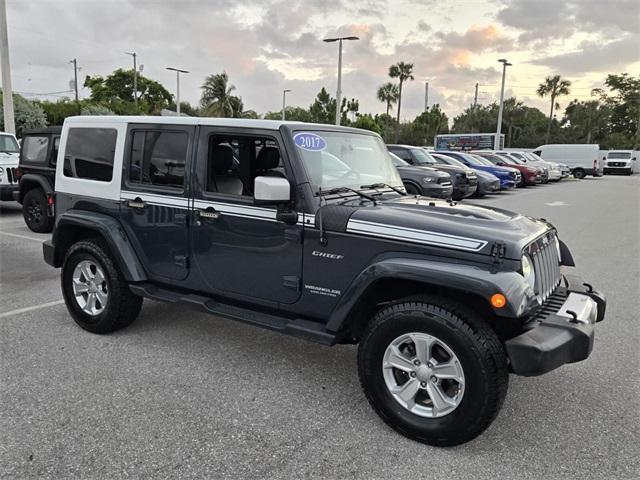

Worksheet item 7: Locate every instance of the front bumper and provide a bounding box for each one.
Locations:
[499,178,516,190]
[0,184,18,201]
[453,181,477,199]
[505,274,606,376]
[423,183,454,199]
[604,167,632,174]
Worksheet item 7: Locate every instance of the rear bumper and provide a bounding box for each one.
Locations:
[0,184,18,201]
[505,275,606,376]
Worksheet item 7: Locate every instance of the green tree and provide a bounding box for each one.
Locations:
[264,106,313,122]
[84,68,172,115]
[452,104,498,134]
[307,88,359,125]
[0,91,48,136]
[377,82,399,116]
[562,100,612,144]
[200,72,243,117]
[537,75,572,143]
[352,114,382,134]
[388,62,414,141]
[403,105,449,145]
[593,73,640,148]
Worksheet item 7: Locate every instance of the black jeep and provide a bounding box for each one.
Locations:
[14,126,62,232]
[43,116,605,446]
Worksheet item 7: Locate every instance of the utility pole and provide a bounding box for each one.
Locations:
[282,89,291,121]
[495,58,512,150]
[125,52,137,108]
[0,0,15,134]
[473,83,479,107]
[70,58,80,114]
[424,82,429,112]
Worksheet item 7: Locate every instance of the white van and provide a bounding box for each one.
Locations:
[532,144,601,179]
[603,150,636,175]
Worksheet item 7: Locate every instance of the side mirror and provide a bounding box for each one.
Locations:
[254,176,291,205]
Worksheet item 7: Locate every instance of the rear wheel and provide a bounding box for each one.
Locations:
[573,168,586,179]
[358,295,508,446]
[23,189,54,233]
[62,238,142,333]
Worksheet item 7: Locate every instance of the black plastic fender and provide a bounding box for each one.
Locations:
[17,173,54,201]
[325,257,537,333]
[49,210,147,282]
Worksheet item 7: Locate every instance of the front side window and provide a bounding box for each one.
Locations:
[22,136,49,163]
[294,131,402,192]
[63,128,117,182]
[129,130,188,189]
[0,134,19,153]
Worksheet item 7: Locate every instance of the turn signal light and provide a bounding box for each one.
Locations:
[491,293,507,308]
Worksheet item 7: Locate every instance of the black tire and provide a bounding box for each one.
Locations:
[23,189,54,233]
[404,182,422,195]
[358,295,508,446]
[61,238,142,334]
[573,169,586,179]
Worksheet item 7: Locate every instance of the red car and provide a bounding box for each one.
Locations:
[471,151,540,186]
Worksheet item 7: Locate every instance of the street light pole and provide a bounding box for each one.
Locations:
[0,0,15,134]
[282,89,291,120]
[70,58,80,114]
[495,58,512,150]
[323,35,359,126]
[125,52,137,108]
[166,67,189,116]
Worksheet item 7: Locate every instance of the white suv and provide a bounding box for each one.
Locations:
[0,132,20,201]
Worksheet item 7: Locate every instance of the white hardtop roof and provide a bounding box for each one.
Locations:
[62,116,368,134]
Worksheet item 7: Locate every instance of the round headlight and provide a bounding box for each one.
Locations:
[521,254,535,288]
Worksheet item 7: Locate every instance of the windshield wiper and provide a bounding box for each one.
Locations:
[360,182,407,196]
[319,186,377,204]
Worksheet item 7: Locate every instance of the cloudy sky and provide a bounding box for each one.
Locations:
[6,0,640,120]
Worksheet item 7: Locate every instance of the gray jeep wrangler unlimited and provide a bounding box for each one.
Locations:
[43,116,606,446]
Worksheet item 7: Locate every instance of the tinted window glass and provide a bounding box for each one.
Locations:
[129,131,188,189]
[22,136,49,163]
[64,128,117,181]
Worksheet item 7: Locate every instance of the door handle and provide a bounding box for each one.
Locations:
[127,197,146,209]
[197,207,220,221]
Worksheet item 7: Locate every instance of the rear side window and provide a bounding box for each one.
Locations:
[129,130,188,189]
[22,136,49,163]
[63,128,117,182]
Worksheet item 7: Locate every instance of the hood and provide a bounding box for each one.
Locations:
[429,163,475,176]
[344,196,550,259]
[0,152,19,166]
[397,165,450,179]
[474,169,499,181]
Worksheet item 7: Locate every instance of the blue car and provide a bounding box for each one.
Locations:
[437,151,520,190]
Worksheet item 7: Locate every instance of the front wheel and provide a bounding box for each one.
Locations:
[358,295,508,446]
[573,169,586,179]
[62,238,142,333]
[403,182,422,195]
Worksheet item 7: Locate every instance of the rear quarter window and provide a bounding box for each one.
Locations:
[63,128,117,182]
[22,136,49,163]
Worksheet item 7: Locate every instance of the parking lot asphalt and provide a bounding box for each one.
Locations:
[1,175,638,480]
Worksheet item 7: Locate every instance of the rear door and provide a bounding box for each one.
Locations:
[119,123,195,281]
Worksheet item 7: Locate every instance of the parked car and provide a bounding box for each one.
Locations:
[389,152,453,198]
[0,132,20,201]
[387,144,477,200]
[435,150,519,190]
[44,116,606,446]
[430,152,500,197]
[473,151,541,186]
[603,150,636,175]
[14,126,62,232]
[501,151,561,182]
[533,144,602,179]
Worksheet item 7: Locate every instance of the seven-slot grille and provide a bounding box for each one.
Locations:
[5,167,17,184]
[528,231,561,301]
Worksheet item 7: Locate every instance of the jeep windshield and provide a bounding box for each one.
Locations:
[0,134,19,153]
[293,130,402,194]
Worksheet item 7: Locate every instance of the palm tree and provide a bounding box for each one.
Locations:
[200,72,242,117]
[388,62,414,141]
[376,82,399,116]
[537,75,571,143]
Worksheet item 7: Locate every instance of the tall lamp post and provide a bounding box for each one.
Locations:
[166,67,189,115]
[323,35,359,125]
[125,52,138,108]
[282,89,291,120]
[495,58,512,150]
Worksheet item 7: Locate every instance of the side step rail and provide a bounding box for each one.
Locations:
[129,283,336,345]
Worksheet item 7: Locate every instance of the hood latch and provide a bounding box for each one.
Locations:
[490,241,506,266]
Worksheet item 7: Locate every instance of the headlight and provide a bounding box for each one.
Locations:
[521,254,535,288]
[422,177,435,183]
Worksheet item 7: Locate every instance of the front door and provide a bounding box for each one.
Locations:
[119,123,195,281]
[190,127,303,304]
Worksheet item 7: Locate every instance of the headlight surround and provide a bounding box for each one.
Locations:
[0,167,3,180]
[422,177,435,184]
[521,254,536,289]
[553,236,562,263]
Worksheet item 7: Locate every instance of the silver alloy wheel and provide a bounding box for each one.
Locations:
[71,260,108,316]
[382,332,465,418]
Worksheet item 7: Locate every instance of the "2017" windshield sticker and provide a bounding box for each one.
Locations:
[293,132,326,151]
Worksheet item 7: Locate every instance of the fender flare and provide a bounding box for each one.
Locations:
[325,257,536,333]
[51,210,147,282]
[17,174,54,201]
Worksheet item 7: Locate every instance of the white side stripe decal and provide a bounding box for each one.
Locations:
[346,219,487,251]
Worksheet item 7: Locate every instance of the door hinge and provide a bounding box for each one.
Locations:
[490,241,506,264]
[174,213,188,226]
[282,276,301,291]
[174,255,189,268]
